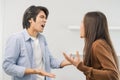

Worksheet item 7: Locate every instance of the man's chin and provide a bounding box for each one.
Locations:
[39,30,43,33]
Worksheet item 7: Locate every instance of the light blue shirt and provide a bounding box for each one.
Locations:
[2,29,62,80]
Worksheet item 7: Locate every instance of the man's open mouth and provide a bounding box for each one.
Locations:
[41,24,45,28]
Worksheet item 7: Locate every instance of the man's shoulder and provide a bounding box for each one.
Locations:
[8,30,24,40]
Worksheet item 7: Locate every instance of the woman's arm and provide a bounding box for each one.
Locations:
[77,40,119,80]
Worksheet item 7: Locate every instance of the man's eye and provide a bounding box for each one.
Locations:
[40,16,44,18]
[40,15,46,18]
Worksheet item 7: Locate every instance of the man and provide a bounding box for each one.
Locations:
[2,5,71,80]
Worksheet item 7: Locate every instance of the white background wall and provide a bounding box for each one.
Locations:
[1,0,120,80]
[0,0,4,80]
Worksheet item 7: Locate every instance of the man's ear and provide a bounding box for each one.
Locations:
[29,18,34,23]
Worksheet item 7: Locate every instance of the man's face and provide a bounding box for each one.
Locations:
[30,11,47,33]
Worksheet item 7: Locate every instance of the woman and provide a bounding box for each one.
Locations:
[63,11,120,80]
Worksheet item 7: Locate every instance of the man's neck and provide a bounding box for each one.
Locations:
[27,28,38,38]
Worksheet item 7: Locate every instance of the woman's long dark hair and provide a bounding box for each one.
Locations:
[83,11,119,69]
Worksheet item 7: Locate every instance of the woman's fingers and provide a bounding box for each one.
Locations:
[63,52,73,63]
[76,51,80,60]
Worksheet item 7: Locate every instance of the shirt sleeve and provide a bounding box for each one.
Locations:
[2,35,26,78]
[45,45,63,69]
[43,35,62,69]
[77,40,119,80]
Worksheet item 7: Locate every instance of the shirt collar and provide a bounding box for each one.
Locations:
[22,29,31,41]
[22,29,42,41]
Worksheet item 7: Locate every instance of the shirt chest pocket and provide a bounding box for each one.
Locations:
[17,48,29,66]
[20,48,28,57]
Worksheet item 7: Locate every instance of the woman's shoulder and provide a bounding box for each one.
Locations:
[91,39,110,53]
[92,39,107,48]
